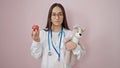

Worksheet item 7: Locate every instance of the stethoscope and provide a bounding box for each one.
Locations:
[48,27,65,61]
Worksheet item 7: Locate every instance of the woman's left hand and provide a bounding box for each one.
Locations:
[65,41,77,51]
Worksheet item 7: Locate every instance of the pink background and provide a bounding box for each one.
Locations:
[0,0,120,68]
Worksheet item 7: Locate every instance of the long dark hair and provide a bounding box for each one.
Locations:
[45,3,69,31]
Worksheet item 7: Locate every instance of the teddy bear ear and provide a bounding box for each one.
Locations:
[73,25,79,29]
[81,27,86,33]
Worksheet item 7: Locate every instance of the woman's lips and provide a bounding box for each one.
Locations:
[55,21,60,22]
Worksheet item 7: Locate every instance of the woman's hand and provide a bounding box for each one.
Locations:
[31,30,40,42]
[65,41,77,51]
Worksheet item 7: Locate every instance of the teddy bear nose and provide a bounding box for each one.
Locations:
[79,33,82,36]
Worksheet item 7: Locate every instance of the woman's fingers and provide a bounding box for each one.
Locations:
[36,29,39,36]
[65,41,77,51]
[31,30,40,42]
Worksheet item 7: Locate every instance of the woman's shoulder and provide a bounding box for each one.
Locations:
[39,29,45,32]
[39,28,48,36]
[40,28,48,32]
[64,29,72,35]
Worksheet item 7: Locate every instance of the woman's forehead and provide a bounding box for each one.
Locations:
[52,6,62,13]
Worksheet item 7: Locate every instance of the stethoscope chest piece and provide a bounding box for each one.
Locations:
[48,51,52,56]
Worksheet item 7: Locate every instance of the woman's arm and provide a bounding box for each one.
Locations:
[30,30,45,59]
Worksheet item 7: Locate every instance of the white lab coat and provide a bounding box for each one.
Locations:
[31,29,82,68]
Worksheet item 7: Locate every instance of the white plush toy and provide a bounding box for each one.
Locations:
[64,25,86,65]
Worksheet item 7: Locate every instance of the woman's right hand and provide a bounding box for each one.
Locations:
[31,30,40,42]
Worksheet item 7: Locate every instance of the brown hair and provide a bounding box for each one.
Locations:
[45,3,69,31]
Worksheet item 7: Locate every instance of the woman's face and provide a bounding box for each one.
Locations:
[51,6,64,27]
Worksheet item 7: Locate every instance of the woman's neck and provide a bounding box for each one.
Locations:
[52,25,62,32]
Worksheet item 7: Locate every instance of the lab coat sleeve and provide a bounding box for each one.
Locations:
[30,30,45,59]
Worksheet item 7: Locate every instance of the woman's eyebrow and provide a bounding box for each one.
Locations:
[52,12,63,14]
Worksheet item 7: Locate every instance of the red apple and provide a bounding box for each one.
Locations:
[32,25,39,31]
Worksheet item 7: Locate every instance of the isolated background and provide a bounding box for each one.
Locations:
[0,0,120,68]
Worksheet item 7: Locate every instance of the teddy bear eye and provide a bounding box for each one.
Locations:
[77,31,79,33]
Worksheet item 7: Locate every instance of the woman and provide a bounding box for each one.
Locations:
[31,3,82,68]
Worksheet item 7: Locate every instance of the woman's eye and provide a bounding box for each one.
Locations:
[59,13,63,16]
[52,13,56,16]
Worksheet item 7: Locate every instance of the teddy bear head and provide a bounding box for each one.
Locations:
[72,25,85,39]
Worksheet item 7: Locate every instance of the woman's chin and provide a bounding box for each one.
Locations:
[54,25,61,27]
[53,23,62,26]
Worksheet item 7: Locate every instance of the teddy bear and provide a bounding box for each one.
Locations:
[64,25,86,65]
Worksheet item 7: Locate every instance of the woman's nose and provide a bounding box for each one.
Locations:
[55,15,59,19]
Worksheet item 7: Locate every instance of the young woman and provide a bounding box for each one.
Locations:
[31,3,82,68]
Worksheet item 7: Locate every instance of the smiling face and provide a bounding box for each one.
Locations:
[51,6,64,27]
